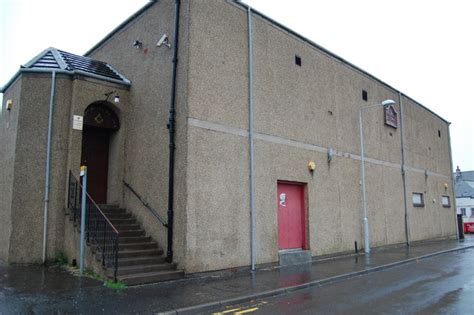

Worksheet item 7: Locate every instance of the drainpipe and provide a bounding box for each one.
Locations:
[246,5,256,271]
[398,92,410,246]
[447,124,459,239]
[42,71,56,264]
[166,0,180,263]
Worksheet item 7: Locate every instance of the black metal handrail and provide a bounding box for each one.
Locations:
[123,180,168,227]
[68,170,119,281]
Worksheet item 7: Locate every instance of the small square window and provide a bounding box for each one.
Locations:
[412,193,424,207]
[441,195,450,208]
[295,55,302,66]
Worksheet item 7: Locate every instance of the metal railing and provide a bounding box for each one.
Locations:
[68,171,119,281]
[123,180,168,227]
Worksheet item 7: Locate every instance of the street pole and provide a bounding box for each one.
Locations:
[358,99,395,255]
[359,111,370,254]
[79,166,87,276]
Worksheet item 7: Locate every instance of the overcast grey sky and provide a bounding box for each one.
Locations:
[1,0,472,170]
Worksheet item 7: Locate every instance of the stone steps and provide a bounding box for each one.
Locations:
[92,204,183,286]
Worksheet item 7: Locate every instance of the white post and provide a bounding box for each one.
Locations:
[79,166,87,276]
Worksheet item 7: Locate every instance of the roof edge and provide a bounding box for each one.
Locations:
[1,68,130,93]
[84,0,157,57]
[234,1,450,125]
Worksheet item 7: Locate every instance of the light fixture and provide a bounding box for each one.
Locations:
[133,40,143,49]
[308,161,316,172]
[6,99,13,111]
[104,90,120,104]
[381,99,396,106]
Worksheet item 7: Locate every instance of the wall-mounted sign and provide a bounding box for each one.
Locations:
[73,115,83,130]
[384,105,398,129]
[279,193,287,207]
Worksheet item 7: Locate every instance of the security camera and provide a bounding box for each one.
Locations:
[156,34,171,48]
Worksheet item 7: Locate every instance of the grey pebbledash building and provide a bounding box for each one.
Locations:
[0,0,458,285]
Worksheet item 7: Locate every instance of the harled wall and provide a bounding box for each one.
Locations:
[183,0,456,272]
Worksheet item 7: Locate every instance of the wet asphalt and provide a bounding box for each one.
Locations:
[1,237,473,314]
[212,246,474,314]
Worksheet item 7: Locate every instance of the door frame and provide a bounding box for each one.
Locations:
[277,180,309,251]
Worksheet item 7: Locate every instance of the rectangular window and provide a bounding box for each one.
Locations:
[412,193,424,207]
[471,208,474,217]
[461,208,466,216]
[441,195,450,208]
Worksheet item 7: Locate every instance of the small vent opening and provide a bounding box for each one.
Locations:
[438,130,441,137]
[362,90,368,101]
[295,55,302,66]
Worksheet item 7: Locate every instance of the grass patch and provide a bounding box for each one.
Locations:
[54,252,69,266]
[84,269,126,289]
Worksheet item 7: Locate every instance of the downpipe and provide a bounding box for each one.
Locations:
[399,92,410,246]
[42,71,56,263]
[166,0,181,263]
[246,5,257,271]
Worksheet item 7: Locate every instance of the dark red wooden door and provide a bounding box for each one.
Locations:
[81,127,109,204]
[277,182,305,249]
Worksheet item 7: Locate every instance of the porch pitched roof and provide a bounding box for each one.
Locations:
[1,47,130,92]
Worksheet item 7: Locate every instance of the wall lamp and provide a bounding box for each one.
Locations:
[104,91,120,103]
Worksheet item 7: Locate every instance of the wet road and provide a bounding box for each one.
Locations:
[211,248,474,314]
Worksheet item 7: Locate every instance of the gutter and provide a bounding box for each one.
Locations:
[166,0,181,263]
[42,71,56,263]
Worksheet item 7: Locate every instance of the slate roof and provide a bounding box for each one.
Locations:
[454,171,474,198]
[1,47,130,92]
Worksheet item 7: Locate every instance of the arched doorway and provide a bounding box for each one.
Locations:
[81,103,120,204]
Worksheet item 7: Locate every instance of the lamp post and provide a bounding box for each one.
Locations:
[359,99,396,254]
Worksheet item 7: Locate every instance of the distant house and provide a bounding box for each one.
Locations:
[454,167,474,232]
[0,0,457,285]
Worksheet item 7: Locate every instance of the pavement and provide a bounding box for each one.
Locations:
[1,236,474,314]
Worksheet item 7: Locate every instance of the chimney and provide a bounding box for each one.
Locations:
[456,166,462,183]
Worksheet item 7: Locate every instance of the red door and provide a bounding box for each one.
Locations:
[81,127,110,204]
[277,182,305,249]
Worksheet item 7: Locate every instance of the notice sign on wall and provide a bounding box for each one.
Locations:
[384,105,398,129]
[73,115,83,130]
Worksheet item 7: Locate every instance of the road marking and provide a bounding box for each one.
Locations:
[234,307,259,314]
[212,300,268,314]
[213,308,242,314]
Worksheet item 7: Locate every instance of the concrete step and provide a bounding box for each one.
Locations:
[112,263,177,276]
[109,218,137,225]
[106,213,132,220]
[115,224,141,231]
[118,256,167,267]
[118,270,184,286]
[118,249,163,259]
[101,209,127,215]
[119,230,145,237]
[119,236,152,244]
[119,242,159,251]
